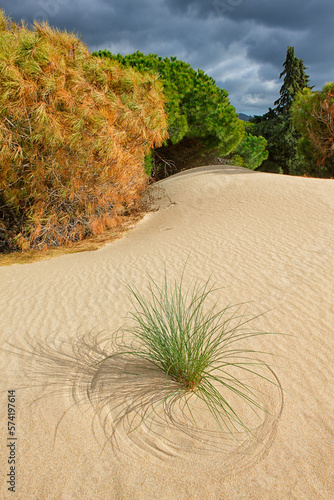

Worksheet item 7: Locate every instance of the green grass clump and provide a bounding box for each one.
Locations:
[106,270,281,436]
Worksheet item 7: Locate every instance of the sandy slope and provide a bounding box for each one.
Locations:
[0,165,333,499]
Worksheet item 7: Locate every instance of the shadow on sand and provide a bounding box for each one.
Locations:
[3,328,284,474]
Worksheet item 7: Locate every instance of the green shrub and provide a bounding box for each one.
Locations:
[233,131,268,170]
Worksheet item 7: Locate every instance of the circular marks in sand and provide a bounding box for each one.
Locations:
[6,329,283,476]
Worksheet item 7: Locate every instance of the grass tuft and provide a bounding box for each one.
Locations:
[105,269,282,436]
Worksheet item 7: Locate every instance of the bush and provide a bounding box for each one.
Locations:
[292,83,334,178]
[232,131,268,170]
[0,11,168,251]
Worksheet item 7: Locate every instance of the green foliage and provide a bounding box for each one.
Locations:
[0,11,168,251]
[102,270,281,435]
[291,84,334,178]
[144,151,153,176]
[274,46,310,114]
[93,50,244,158]
[251,47,311,175]
[252,113,305,175]
[232,131,268,170]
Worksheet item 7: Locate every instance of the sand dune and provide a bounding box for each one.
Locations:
[1,165,333,499]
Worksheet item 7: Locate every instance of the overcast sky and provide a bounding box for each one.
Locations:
[1,0,333,115]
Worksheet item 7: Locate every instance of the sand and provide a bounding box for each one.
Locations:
[0,165,333,499]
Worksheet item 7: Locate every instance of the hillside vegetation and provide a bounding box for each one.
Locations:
[0,11,167,251]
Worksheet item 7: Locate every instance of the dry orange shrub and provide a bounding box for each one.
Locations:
[0,10,168,250]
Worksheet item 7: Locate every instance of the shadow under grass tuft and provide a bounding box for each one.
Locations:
[2,320,284,474]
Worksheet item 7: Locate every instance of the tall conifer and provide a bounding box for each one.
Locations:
[274,46,310,114]
[252,46,311,175]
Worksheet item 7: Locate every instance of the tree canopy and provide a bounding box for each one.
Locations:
[93,50,245,156]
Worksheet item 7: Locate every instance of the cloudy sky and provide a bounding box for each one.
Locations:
[1,0,333,115]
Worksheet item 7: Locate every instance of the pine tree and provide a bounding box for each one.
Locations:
[274,46,310,114]
[94,50,245,178]
[252,46,311,175]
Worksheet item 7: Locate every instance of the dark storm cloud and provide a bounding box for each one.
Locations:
[165,0,327,31]
[1,0,333,115]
